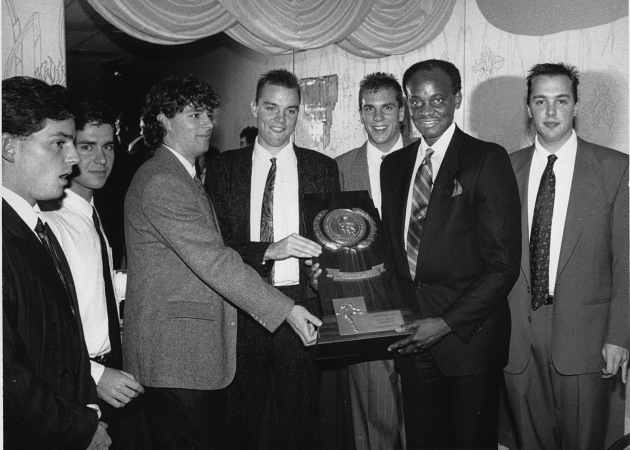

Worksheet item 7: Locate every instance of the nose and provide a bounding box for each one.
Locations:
[202,113,214,129]
[546,103,557,117]
[94,147,108,165]
[373,108,384,121]
[66,142,80,165]
[417,102,433,117]
[276,111,286,124]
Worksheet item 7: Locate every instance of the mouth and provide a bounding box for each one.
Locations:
[269,126,286,134]
[543,121,560,129]
[371,126,389,133]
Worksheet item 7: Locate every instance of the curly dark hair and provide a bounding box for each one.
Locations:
[2,76,75,137]
[143,74,221,151]
[526,62,579,103]
[74,100,116,132]
[255,69,301,104]
[358,72,404,110]
[402,59,462,97]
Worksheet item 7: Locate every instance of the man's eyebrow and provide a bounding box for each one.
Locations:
[50,131,75,140]
[532,93,571,98]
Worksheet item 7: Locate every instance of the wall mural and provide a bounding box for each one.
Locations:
[2,0,66,85]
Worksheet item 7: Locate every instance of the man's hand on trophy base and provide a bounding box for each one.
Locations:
[388,317,452,355]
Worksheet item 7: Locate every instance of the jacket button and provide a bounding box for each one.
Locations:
[417,283,426,288]
[60,369,69,378]
[229,321,236,327]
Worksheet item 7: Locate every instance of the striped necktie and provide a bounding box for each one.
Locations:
[406,148,434,280]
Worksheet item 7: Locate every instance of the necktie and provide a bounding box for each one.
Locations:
[35,218,77,317]
[92,207,123,369]
[530,154,558,310]
[406,148,434,280]
[260,158,277,243]
[260,158,276,284]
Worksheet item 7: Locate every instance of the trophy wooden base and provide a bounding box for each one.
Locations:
[315,309,419,361]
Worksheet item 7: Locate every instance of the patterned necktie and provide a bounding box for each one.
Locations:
[260,158,277,243]
[406,148,434,280]
[92,207,123,369]
[35,218,76,317]
[530,154,558,310]
[260,158,276,285]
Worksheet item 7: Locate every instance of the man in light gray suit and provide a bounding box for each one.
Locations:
[123,74,322,450]
[504,63,628,450]
[333,72,414,450]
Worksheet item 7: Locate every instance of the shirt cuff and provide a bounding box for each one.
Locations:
[90,360,106,385]
[87,404,101,419]
[114,271,127,302]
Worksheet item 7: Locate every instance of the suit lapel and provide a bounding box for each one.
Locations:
[556,139,602,278]
[295,145,309,236]
[414,128,461,273]
[512,146,535,286]
[2,201,79,330]
[392,142,420,271]
[236,148,254,239]
[353,144,370,193]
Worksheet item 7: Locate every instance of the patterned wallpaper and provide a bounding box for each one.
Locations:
[293,1,628,157]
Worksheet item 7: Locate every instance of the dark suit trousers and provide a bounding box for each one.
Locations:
[221,286,322,450]
[142,386,227,450]
[397,350,502,450]
[504,304,615,450]
[98,393,143,450]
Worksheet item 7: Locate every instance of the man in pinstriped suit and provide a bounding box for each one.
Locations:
[332,73,414,450]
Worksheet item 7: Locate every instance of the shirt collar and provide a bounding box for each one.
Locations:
[420,121,456,159]
[2,186,43,230]
[163,144,197,178]
[366,134,404,162]
[253,137,295,165]
[59,189,94,218]
[533,129,577,166]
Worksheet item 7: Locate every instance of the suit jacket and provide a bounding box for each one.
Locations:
[335,135,414,194]
[380,126,521,377]
[123,146,294,391]
[3,201,99,449]
[505,138,629,375]
[206,144,340,303]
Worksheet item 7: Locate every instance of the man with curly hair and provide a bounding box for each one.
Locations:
[123,74,322,449]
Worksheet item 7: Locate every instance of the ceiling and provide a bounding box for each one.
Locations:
[65,0,140,83]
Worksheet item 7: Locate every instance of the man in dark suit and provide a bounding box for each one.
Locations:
[504,63,629,450]
[2,77,111,449]
[206,69,340,449]
[383,60,521,449]
[124,74,322,450]
[334,72,413,450]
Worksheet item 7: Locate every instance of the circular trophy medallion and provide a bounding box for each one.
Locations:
[314,208,377,250]
[323,209,366,246]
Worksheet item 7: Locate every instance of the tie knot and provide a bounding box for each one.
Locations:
[423,148,434,164]
[548,154,558,165]
[270,157,277,166]
[35,217,45,234]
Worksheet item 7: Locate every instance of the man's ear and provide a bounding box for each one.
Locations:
[157,113,170,131]
[2,133,17,163]
[251,101,258,118]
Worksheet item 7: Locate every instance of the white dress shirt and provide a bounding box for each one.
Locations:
[527,130,577,296]
[403,122,456,243]
[250,137,300,286]
[2,187,42,239]
[367,134,404,215]
[42,189,126,384]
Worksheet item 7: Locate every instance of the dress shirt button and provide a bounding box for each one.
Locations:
[60,369,69,378]
[229,321,236,327]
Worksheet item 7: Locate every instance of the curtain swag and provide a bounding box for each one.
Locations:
[87,0,457,58]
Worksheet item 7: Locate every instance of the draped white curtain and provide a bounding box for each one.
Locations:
[87,0,457,58]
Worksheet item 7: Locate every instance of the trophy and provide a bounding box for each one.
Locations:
[304,191,417,360]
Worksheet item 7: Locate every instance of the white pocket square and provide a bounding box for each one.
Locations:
[452,180,464,197]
